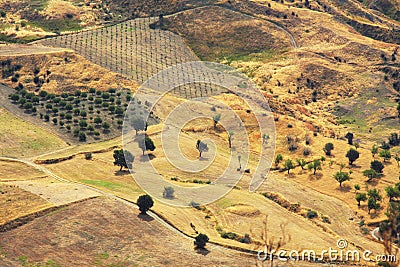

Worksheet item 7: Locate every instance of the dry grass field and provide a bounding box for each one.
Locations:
[0,197,257,267]
[1,0,400,266]
[0,107,66,158]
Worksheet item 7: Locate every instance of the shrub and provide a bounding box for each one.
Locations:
[371,160,384,173]
[189,201,201,210]
[221,232,237,240]
[239,234,251,244]
[163,186,175,199]
[137,194,154,214]
[324,143,334,156]
[322,216,331,224]
[85,152,92,160]
[346,148,359,165]
[78,132,86,142]
[303,147,311,156]
[194,233,209,249]
[306,210,318,219]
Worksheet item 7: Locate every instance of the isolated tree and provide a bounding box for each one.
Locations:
[379,149,391,162]
[371,145,378,157]
[395,154,400,167]
[308,159,322,175]
[139,135,156,155]
[354,142,360,150]
[137,194,154,214]
[363,169,379,182]
[346,148,359,165]
[275,154,283,166]
[196,140,209,158]
[334,171,350,187]
[132,118,146,135]
[163,186,175,199]
[386,186,400,202]
[345,132,354,145]
[283,159,295,174]
[323,143,334,156]
[113,149,134,171]
[354,184,361,191]
[370,160,384,173]
[368,197,380,214]
[296,158,307,170]
[355,193,367,207]
[368,188,382,202]
[194,233,209,249]
[228,131,234,148]
[212,113,221,130]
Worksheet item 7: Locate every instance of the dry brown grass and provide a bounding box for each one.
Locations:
[0,197,258,266]
[0,47,139,94]
[164,5,291,61]
[0,107,67,158]
[0,160,45,181]
[0,184,52,225]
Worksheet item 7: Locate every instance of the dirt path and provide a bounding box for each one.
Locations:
[0,44,72,56]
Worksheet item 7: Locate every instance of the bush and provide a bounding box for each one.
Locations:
[221,232,237,240]
[85,152,92,160]
[163,186,175,199]
[303,147,311,156]
[239,234,251,244]
[194,233,209,249]
[322,216,331,224]
[78,132,86,142]
[371,160,384,173]
[306,210,318,219]
[189,201,201,210]
[137,194,154,214]
[324,143,334,156]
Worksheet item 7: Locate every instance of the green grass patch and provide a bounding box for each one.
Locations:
[28,19,82,33]
[28,0,49,11]
[217,49,283,64]
[79,180,126,190]
[0,33,43,44]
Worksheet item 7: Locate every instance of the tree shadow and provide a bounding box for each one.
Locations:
[366,178,380,187]
[199,157,209,161]
[195,248,210,256]
[349,164,361,169]
[140,154,156,162]
[337,184,351,193]
[114,170,130,176]
[308,173,323,180]
[286,173,296,178]
[137,213,154,222]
